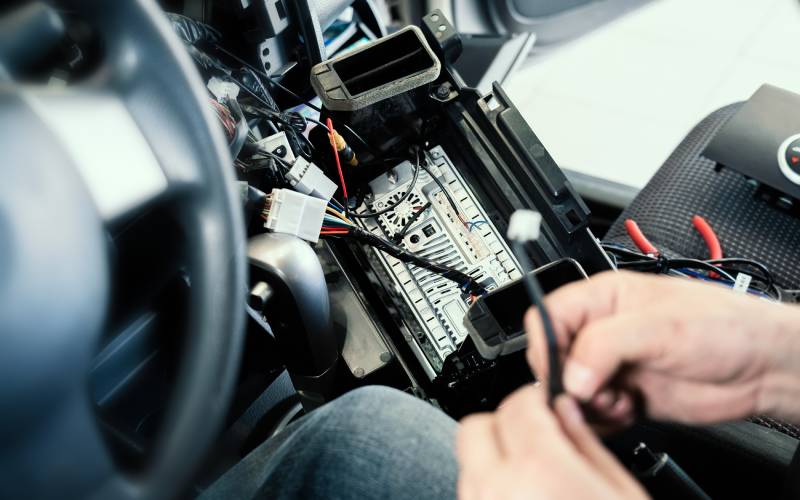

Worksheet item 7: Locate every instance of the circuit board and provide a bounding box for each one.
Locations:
[356,146,522,378]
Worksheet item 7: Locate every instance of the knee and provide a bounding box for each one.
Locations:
[334,385,415,412]
[316,385,457,443]
[262,386,458,500]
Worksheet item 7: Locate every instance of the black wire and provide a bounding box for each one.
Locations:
[212,44,379,157]
[605,244,742,283]
[601,244,650,261]
[241,67,279,112]
[305,116,330,132]
[421,157,463,222]
[345,227,486,295]
[713,264,771,287]
[253,149,293,170]
[617,257,737,282]
[393,202,432,243]
[349,150,422,219]
[707,258,774,286]
[606,244,787,300]
[511,240,562,403]
[230,77,315,158]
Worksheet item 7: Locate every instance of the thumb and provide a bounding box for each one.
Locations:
[563,311,659,401]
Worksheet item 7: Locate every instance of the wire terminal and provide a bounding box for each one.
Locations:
[262,189,327,243]
[507,209,542,242]
[331,128,358,166]
[286,157,338,201]
[255,131,295,164]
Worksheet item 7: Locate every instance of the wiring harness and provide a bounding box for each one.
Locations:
[319,198,487,296]
[609,217,782,300]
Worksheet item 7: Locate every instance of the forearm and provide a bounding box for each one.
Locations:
[758,303,800,422]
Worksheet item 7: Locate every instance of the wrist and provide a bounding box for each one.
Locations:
[758,304,800,421]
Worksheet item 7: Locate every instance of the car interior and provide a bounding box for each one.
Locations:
[2,0,800,499]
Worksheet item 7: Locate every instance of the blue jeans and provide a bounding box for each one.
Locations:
[201,386,459,500]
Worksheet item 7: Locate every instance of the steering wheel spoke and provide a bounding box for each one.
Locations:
[21,86,188,226]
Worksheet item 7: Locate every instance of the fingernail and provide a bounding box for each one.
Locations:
[593,389,614,410]
[610,394,631,417]
[563,361,597,401]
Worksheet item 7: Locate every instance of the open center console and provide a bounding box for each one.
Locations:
[285,11,613,416]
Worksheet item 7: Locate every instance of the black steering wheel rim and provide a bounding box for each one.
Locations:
[0,1,246,499]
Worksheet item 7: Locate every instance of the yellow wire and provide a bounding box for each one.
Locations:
[326,206,353,225]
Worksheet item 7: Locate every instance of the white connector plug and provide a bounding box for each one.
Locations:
[286,157,338,201]
[507,209,542,242]
[207,76,240,100]
[255,131,296,164]
[263,189,327,243]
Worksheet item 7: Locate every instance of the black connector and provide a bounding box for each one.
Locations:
[632,443,712,500]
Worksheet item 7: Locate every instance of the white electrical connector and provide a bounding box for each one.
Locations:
[207,76,240,100]
[507,209,542,242]
[263,189,327,243]
[733,273,753,294]
[286,157,338,201]
[255,131,296,164]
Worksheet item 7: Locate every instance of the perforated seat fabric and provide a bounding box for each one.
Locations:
[603,104,800,439]
[604,104,800,289]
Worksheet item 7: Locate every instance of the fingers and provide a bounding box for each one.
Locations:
[495,384,561,457]
[525,272,631,382]
[457,385,561,500]
[630,371,760,423]
[457,413,502,472]
[563,310,660,401]
[584,389,636,433]
[554,395,649,498]
[553,396,632,488]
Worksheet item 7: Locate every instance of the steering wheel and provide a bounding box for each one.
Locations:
[0,1,246,499]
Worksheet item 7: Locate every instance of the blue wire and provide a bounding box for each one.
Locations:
[678,269,770,299]
[323,215,351,228]
[467,220,488,232]
[328,198,345,212]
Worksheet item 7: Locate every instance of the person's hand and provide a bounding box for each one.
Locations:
[456,384,648,500]
[526,271,800,426]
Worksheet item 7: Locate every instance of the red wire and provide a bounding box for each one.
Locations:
[624,219,659,256]
[691,215,722,260]
[326,117,348,203]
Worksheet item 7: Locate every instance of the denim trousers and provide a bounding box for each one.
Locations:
[200,386,459,499]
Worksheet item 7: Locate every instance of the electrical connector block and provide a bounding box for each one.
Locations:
[286,157,338,201]
[255,131,295,163]
[207,76,240,100]
[263,189,326,243]
[507,209,542,242]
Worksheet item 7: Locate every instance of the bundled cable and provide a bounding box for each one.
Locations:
[603,243,781,300]
[320,201,486,295]
[393,202,432,243]
[615,215,783,299]
[213,43,379,160]
[167,13,221,46]
[421,153,468,227]
[224,96,249,158]
[210,98,236,140]
[349,227,486,295]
